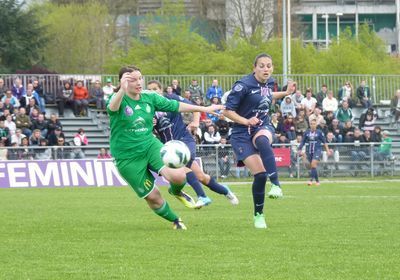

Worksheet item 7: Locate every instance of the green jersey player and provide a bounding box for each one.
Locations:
[107,65,223,230]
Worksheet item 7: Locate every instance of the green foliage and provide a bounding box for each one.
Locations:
[36,2,113,73]
[0,0,47,72]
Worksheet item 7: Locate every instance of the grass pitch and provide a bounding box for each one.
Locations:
[0,181,399,280]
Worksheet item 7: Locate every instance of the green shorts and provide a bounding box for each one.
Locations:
[116,138,165,198]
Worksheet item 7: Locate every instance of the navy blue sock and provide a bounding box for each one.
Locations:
[254,136,280,187]
[312,168,319,182]
[252,172,267,215]
[205,177,228,195]
[186,171,207,197]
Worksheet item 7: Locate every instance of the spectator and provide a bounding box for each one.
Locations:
[322,131,340,172]
[206,79,223,102]
[32,113,48,138]
[329,118,343,142]
[288,134,303,178]
[301,88,317,116]
[346,128,367,171]
[363,129,372,143]
[47,114,62,137]
[98,148,111,159]
[74,128,88,146]
[309,107,324,126]
[322,90,339,113]
[390,89,400,127]
[30,108,40,122]
[356,80,372,108]
[282,114,296,141]
[193,97,207,122]
[89,80,106,110]
[182,89,191,101]
[294,115,308,135]
[0,120,10,145]
[371,126,382,143]
[73,81,89,117]
[171,79,181,96]
[207,97,221,123]
[324,111,335,127]
[102,78,115,102]
[19,83,40,109]
[342,120,355,142]
[11,78,25,100]
[0,141,7,160]
[25,98,40,116]
[3,98,15,114]
[335,100,353,126]
[374,130,392,161]
[203,125,221,144]
[280,96,296,118]
[0,78,6,98]
[33,80,46,114]
[218,137,230,178]
[316,84,328,108]
[15,107,32,137]
[70,135,85,159]
[11,129,26,146]
[57,82,73,117]
[5,115,16,135]
[200,118,213,136]
[359,108,376,132]
[29,129,44,146]
[53,137,70,159]
[48,126,65,146]
[7,142,20,160]
[215,114,230,139]
[35,138,52,160]
[318,119,329,136]
[2,89,20,109]
[271,113,283,139]
[20,137,34,160]
[187,79,203,100]
[291,90,304,112]
[338,81,355,107]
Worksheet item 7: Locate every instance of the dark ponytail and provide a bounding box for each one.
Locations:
[114,65,141,93]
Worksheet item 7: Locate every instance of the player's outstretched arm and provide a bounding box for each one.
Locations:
[178,102,224,114]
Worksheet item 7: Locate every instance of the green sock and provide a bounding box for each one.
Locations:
[153,201,179,222]
[169,181,186,195]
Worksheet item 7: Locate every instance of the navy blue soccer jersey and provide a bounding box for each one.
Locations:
[154,93,193,143]
[225,74,275,135]
[298,129,326,154]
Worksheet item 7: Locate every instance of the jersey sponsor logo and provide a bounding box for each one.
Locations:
[234,84,243,92]
[126,116,148,133]
[124,106,133,116]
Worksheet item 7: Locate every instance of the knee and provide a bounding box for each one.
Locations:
[254,172,267,181]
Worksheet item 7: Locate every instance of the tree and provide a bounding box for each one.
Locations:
[0,0,47,72]
[36,2,113,73]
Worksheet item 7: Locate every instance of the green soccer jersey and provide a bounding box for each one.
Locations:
[106,91,179,159]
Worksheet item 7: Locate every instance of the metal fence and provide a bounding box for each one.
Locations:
[1,73,400,104]
[1,143,397,178]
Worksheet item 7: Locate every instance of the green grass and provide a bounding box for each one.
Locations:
[1,181,399,280]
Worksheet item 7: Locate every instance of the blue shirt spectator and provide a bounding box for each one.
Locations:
[206,79,223,101]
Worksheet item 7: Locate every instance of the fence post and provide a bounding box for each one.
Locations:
[215,145,219,178]
[201,75,205,97]
[370,143,374,178]
[297,151,300,179]
[372,76,376,104]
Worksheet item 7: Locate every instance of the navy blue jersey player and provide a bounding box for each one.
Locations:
[148,81,239,208]
[297,119,331,186]
[223,53,296,229]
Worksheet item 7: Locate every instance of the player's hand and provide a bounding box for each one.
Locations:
[246,117,260,126]
[120,73,133,93]
[205,104,225,113]
[286,80,296,95]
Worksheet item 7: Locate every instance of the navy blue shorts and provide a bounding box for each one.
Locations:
[230,125,275,165]
[180,134,196,167]
[307,150,322,162]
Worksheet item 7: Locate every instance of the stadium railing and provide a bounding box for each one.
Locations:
[1,73,400,104]
[2,143,398,178]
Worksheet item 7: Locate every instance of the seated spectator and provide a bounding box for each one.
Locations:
[359,108,376,132]
[35,138,52,160]
[390,89,400,126]
[73,80,89,117]
[48,126,65,146]
[329,118,343,142]
[29,129,44,146]
[342,120,355,142]
[282,114,296,141]
[0,141,7,160]
[89,80,106,110]
[11,129,26,146]
[363,129,372,143]
[269,98,280,115]
[25,98,40,116]
[74,128,88,146]
[98,148,111,159]
[200,118,213,136]
[193,97,207,121]
[0,120,10,145]
[203,125,221,144]
[371,126,382,143]
[206,79,223,102]
[322,131,340,170]
[47,114,63,137]
[3,97,16,114]
[103,78,115,102]
[30,108,40,122]
[5,115,16,135]
[294,115,308,135]
[0,78,6,98]
[215,114,230,139]
[335,100,353,126]
[280,96,296,118]
[346,128,367,171]
[218,137,230,178]
[2,89,20,109]
[20,137,34,160]
[374,130,392,161]
[291,90,304,112]
[324,111,335,127]
[171,79,181,96]
[338,81,355,107]
[32,113,48,138]
[316,84,328,108]
[53,137,70,159]
[11,78,25,100]
[309,107,324,126]
[271,113,283,139]
[322,90,338,113]
[15,107,32,137]
[207,97,221,123]
[70,135,85,159]
[33,79,46,114]
[7,142,20,160]
[356,80,372,108]
[301,88,317,116]
[57,82,74,117]
[19,83,40,110]
[318,119,329,136]
[182,89,191,101]
[187,79,203,101]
